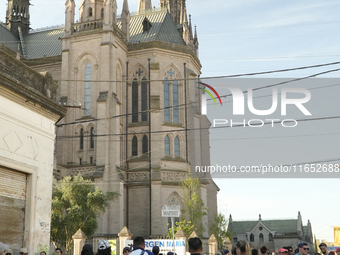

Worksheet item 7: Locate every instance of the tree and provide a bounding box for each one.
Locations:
[167,167,208,238]
[210,212,232,249]
[51,175,119,253]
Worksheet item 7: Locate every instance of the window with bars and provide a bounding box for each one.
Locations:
[173,80,179,123]
[269,233,273,241]
[132,79,138,123]
[142,135,148,154]
[250,234,254,242]
[174,136,180,156]
[164,135,170,155]
[164,78,170,122]
[90,127,95,148]
[141,78,148,121]
[259,233,264,242]
[132,136,138,156]
[84,63,91,115]
[80,129,84,150]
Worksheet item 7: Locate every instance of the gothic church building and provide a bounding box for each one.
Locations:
[0,0,218,239]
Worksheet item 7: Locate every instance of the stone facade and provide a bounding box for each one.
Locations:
[0,0,218,239]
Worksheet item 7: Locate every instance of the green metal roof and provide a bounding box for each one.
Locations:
[118,10,186,45]
[0,25,19,52]
[0,9,186,59]
[23,26,64,59]
[228,219,298,235]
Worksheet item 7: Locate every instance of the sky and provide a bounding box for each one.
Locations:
[1,0,340,243]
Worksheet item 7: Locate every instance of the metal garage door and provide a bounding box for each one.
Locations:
[0,166,27,253]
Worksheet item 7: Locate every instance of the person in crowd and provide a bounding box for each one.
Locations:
[129,237,148,255]
[56,248,63,255]
[123,247,132,255]
[151,247,159,255]
[188,237,203,255]
[231,248,237,255]
[6,249,13,255]
[336,248,340,255]
[286,246,293,255]
[236,240,250,255]
[260,247,268,255]
[40,252,46,255]
[82,244,94,255]
[252,249,259,255]
[319,244,330,255]
[20,248,28,255]
[296,243,309,255]
[224,250,230,255]
[0,243,9,255]
[329,252,335,255]
[278,248,288,255]
[98,240,111,255]
[215,251,223,255]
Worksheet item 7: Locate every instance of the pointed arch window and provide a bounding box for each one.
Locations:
[250,234,254,242]
[90,127,95,149]
[132,136,138,156]
[174,137,180,157]
[101,8,104,18]
[141,77,148,122]
[142,135,148,154]
[84,63,92,115]
[164,78,170,122]
[173,79,179,123]
[132,78,139,123]
[269,233,273,241]
[259,233,264,242]
[80,129,84,150]
[164,135,170,155]
[88,7,93,17]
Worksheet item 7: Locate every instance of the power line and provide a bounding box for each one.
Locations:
[56,67,340,127]
[55,114,340,139]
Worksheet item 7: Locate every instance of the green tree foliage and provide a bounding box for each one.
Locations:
[210,212,232,249]
[167,219,194,238]
[51,175,119,253]
[167,167,208,238]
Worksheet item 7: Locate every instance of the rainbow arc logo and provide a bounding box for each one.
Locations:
[197,82,222,115]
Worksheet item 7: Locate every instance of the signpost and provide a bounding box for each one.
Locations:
[162,205,180,254]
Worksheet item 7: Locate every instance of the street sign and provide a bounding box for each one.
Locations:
[161,205,180,217]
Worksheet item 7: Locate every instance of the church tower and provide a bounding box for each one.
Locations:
[160,0,183,24]
[137,0,152,14]
[79,0,117,22]
[6,0,30,39]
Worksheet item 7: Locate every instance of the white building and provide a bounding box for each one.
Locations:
[0,45,66,255]
[228,212,314,251]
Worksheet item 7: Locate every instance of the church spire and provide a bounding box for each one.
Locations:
[64,0,75,37]
[121,0,130,41]
[188,14,193,40]
[6,0,30,38]
[137,0,152,14]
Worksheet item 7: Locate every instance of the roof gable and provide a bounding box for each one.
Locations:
[118,10,185,45]
[229,219,299,235]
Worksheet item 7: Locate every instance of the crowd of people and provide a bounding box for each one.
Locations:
[1,238,339,255]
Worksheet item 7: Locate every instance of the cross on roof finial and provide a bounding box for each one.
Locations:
[167,68,175,78]
[136,68,144,77]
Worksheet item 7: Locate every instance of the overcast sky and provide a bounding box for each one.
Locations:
[1,0,340,242]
